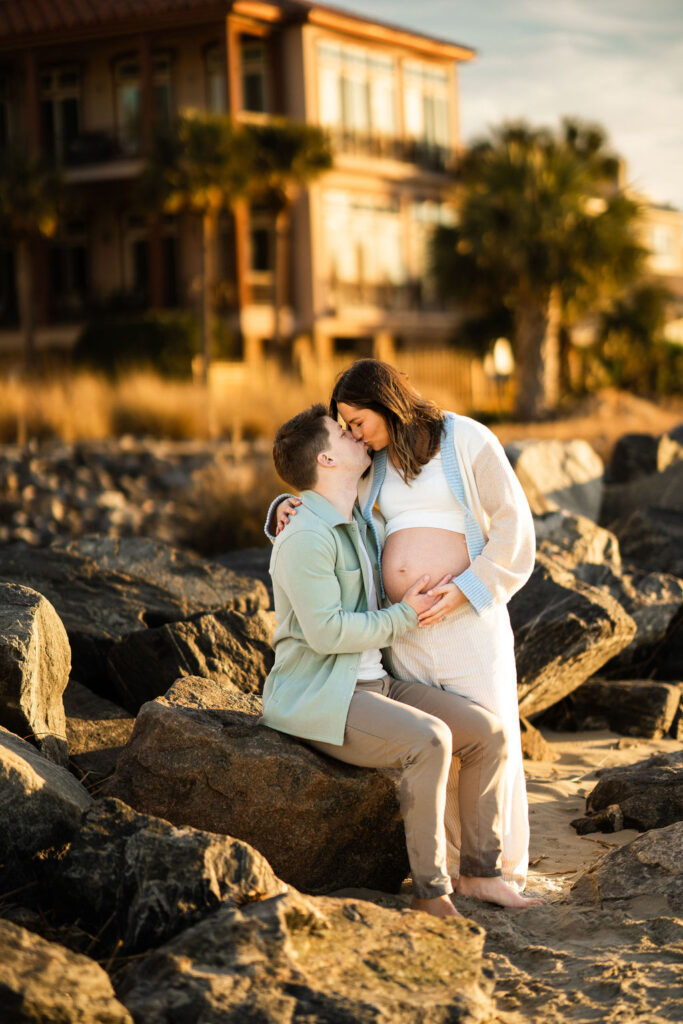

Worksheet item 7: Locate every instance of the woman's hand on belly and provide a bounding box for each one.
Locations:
[417,580,468,626]
[382,528,470,608]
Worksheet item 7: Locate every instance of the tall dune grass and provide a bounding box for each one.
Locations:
[0,367,329,445]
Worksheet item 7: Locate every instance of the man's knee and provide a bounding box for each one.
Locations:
[405,715,452,766]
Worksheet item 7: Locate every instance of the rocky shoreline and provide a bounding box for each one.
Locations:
[0,423,682,1022]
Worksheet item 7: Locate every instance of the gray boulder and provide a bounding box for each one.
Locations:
[105,606,274,713]
[574,564,683,681]
[510,553,637,718]
[0,918,133,1024]
[63,681,135,789]
[572,821,683,915]
[605,428,683,484]
[534,509,621,570]
[104,676,410,895]
[0,726,91,863]
[601,460,683,532]
[506,438,604,521]
[57,797,286,954]
[576,750,683,833]
[118,890,494,1024]
[0,583,71,765]
[556,678,680,739]
[614,506,683,580]
[0,537,270,711]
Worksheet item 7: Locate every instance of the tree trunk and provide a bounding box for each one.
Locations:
[200,209,218,438]
[16,236,36,376]
[270,204,290,358]
[200,209,218,387]
[513,289,561,420]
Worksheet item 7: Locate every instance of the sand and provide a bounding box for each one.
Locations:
[337,727,683,1022]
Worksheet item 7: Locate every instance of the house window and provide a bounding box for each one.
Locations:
[206,45,227,113]
[40,67,80,164]
[403,61,451,151]
[0,73,11,149]
[50,220,88,318]
[317,42,396,136]
[408,200,456,300]
[241,36,269,113]
[124,214,149,303]
[323,190,404,287]
[115,54,173,155]
[648,223,678,272]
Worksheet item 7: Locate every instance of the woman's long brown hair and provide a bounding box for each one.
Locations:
[330,359,445,482]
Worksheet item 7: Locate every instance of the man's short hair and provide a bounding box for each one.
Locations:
[273,403,331,491]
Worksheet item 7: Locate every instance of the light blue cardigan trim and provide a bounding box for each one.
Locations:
[361,414,495,614]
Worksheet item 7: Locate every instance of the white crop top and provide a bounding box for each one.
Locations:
[378,451,466,538]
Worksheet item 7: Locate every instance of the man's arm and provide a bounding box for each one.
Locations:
[273,529,418,655]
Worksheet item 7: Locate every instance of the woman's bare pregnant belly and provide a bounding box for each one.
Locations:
[382,528,470,605]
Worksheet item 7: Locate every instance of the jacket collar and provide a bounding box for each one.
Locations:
[300,489,362,530]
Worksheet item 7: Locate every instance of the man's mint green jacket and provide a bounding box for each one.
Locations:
[261,489,418,746]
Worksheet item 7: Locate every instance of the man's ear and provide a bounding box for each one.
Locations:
[317,450,335,469]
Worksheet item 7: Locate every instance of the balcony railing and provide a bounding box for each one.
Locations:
[63,131,135,167]
[324,279,449,313]
[329,129,454,173]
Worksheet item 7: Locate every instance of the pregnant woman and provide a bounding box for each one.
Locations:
[271,359,535,894]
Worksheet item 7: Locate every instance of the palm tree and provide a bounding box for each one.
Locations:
[432,119,645,419]
[141,112,254,386]
[0,149,63,373]
[244,119,332,352]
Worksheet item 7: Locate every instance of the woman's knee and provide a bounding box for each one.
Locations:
[469,706,509,756]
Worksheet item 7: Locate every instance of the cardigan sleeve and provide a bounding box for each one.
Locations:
[263,493,298,543]
[452,427,535,610]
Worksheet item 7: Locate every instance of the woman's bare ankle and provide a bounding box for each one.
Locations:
[410,894,462,918]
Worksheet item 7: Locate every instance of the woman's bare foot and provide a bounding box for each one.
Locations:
[410,894,462,918]
[455,875,544,908]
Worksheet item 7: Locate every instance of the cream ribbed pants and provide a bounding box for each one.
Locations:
[386,600,529,892]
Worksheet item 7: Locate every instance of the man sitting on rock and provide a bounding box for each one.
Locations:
[262,404,538,917]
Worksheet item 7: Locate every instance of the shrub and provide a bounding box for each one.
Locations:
[73,312,199,378]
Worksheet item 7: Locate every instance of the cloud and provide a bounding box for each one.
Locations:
[365,0,683,207]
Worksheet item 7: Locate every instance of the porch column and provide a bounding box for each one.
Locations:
[225,16,242,116]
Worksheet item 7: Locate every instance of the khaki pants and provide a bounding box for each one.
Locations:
[307,675,507,899]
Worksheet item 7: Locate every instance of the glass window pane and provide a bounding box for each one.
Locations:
[243,72,265,113]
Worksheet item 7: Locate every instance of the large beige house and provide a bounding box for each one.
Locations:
[0,0,475,367]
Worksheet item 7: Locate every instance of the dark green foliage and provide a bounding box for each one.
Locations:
[596,283,682,395]
[73,313,199,377]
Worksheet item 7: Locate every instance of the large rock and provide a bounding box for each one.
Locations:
[216,546,273,605]
[577,750,683,833]
[57,797,286,954]
[613,506,683,580]
[0,726,91,863]
[572,821,683,915]
[553,678,681,738]
[63,681,135,789]
[0,918,132,1024]
[534,509,621,570]
[506,439,604,521]
[605,428,683,484]
[104,676,410,895]
[0,537,270,710]
[510,553,637,718]
[118,890,494,1024]
[574,564,683,680]
[601,460,683,532]
[105,606,274,713]
[0,583,71,765]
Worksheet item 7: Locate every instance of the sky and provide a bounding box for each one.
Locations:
[348,0,683,209]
